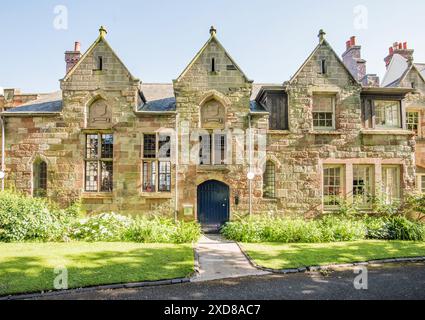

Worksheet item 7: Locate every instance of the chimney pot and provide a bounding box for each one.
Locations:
[74,42,81,52]
[389,47,394,55]
[350,36,356,46]
[346,40,351,50]
[403,42,407,50]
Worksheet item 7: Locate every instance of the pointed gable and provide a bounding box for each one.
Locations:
[398,65,425,94]
[61,26,139,91]
[175,27,252,88]
[289,31,359,87]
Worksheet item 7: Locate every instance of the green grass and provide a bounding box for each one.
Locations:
[241,240,425,270]
[0,242,194,296]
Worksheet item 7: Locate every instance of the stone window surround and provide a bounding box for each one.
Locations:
[320,158,405,212]
[141,132,172,195]
[312,94,336,130]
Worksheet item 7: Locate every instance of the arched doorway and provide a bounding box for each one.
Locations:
[197,180,230,231]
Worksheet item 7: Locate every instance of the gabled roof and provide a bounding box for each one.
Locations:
[175,29,252,83]
[382,54,425,88]
[289,36,359,85]
[62,27,138,82]
[2,91,62,115]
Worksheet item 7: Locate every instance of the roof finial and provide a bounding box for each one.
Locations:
[210,26,217,37]
[99,26,107,38]
[318,29,326,42]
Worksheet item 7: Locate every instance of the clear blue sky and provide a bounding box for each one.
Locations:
[1,0,424,93]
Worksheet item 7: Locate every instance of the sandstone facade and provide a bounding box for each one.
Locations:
[0,27,420,223]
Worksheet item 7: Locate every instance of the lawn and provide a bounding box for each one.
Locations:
[0,242,194,296]
[240,241,425,270]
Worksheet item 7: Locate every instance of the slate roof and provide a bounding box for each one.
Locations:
[137,83,274,113]
[382,54,425,87]
[3,91,63,114]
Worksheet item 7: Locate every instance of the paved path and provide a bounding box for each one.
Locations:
[191,235,269,282]
[35,262,425,300]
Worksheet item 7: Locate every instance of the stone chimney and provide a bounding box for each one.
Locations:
[384,42,414,69]
[342,36,379,87]
[342,36,366,81]
[65,41,82,74]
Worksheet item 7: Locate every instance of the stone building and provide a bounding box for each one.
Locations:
[0,27,418,229]
[381,41,425,194]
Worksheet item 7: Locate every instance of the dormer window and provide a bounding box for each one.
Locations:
[320,59,327,74]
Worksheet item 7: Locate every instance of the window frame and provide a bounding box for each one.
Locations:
[199,132,228,166]
[381,165,401,204]
[312,94,336,131]
[263,161,276,199]
[33,160,48,198]
[406,110,421,137]
[84,133,114,193]
[352,165,374,208]
[373,100,402,129]
[323,164,345,210]
[142,133,172,193]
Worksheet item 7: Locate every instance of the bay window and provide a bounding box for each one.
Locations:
[374,100,401,128]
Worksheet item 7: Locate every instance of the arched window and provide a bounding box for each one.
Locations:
[263,161,275,198]
[33,160,47,197]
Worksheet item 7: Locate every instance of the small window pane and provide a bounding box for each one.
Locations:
[263,161,276,198]
[158,162,171,192]
[143,134,156,158]
[158,134,171,158]
[214,134,226,165]
[101,134,113,158]
[143,161,156,192]
[100,161,113,192]
[85,161,98,192]
[406,112,419,134]
[86,134,98,158]
[199,134,211,165]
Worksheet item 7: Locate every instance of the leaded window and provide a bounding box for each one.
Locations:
[375,100,401,128]
[323,165,344,208]
[313,95,335,129]
[263,161,276,198]
[199,133,227,165]
[353,165,373,207]
[85,133,113,192]
[406,111,419,135]
[33,160,47,197]
[142,133,171,193]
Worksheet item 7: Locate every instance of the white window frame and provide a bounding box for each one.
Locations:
[323,164,345,210]
[406,110,422,138]
[313,95,336,131]
[353,165,374,208]
[381,165,401,204]
[374,100,402,129]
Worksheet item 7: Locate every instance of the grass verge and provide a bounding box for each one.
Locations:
[0,242,194,296]
[240,240,425,270]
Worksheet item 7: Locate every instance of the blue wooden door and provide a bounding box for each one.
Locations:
[197,180,229,229]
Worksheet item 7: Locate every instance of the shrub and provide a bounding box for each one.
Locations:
[0,191,66,242]
[385,216,425,241]
[71,213,132,242]
[222,214,425,243]
[123,217,201,244]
